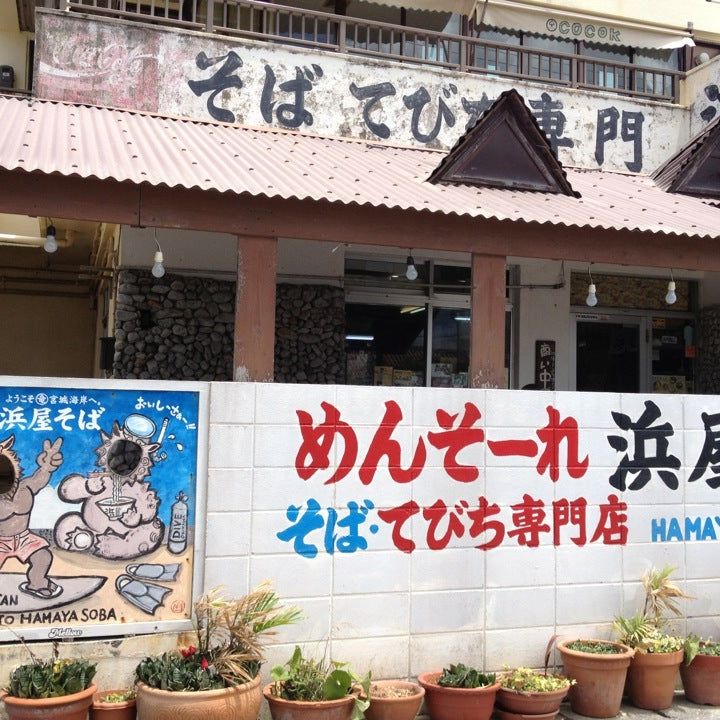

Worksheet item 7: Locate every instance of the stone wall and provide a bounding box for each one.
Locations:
[699,305,720,393]
[274,284,345,384]
[114,274,345,383]
[113,270,235,380]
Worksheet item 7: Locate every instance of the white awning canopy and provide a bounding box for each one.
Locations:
[476,0,695,49]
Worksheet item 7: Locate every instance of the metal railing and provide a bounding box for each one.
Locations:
[54,0,683,102]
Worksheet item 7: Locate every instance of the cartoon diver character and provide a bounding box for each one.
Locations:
[0,436,64,600]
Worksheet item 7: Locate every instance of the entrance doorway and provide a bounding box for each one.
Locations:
[574,316,644,392]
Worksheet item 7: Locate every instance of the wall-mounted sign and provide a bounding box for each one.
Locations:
[535,340,556,390]
[0,379,207,640]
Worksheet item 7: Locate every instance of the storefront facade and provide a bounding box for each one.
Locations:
[1,0,720,697]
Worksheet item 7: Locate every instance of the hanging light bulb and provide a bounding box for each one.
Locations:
[405,254,418,281]
[44,224,58,254]
[585,267,597,307]
[152,250,165,278]
[665,281,677,305]
[666,270,677,305]
[152,231,165,278]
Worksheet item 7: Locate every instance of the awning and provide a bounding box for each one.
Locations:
[1,94,719,240]
[475,0,694,49]
[348,0,477,16]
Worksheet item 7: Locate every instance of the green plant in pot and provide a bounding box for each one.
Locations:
[615,566,691,712]
[681,635,720,706]
[135,581,301,720]
[92,687,136,720]
[264,645,371,720]
[418,663,499,720]
[1,642,97,720]
[556,639,634,718]
[496,666,574,719]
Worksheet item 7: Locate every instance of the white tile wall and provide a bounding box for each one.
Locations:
[202,383,718,677]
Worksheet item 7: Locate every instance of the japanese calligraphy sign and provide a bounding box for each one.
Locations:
[534,341,556,390]
[245,386,720,560]
[0,380,206,640]
[35,12,688,174]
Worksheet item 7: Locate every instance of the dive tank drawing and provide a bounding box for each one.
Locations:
[168,491,189,554]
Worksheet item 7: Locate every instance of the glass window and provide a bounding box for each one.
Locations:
[431,308,470,387]
[581,42,630,90]
[474,27,521,73]
[651,317,695,394]
[345,258,429,292]
[522,34,573,81]
[346,304,427,386]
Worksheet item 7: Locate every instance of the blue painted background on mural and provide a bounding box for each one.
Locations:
[0,386,199,527]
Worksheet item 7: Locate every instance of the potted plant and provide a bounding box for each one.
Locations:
[1,643,97,720]
[556,639,634,718]
[417,663,499,720]
[92,688,137,719]
[264,645,371,720]
[135,581,301,720]
[614,615,683,711]
[614,566,691,711]
[362,680,424,720]
[681,636,720,706]
[496,666,574,720]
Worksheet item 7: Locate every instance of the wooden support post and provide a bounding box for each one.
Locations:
[233,235,277,382]
[469,253,506,389]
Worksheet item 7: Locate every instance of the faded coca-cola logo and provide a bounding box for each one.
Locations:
[40,41,157,79]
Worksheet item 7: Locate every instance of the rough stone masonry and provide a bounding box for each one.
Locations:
[113,272,345,383]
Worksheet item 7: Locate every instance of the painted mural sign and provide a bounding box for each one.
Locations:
[0,383,201,638]
[272,393,719,558]
[34,12,687,173]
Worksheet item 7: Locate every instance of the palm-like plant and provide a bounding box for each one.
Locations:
[641,566,692,628]
[193,581,303,686]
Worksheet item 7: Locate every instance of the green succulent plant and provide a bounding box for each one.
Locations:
[684,635,720,665]
[564,640,624,654]
[500,667,573,693]
[270,646,370,720]
[6,658,96,699]
[437,664,496,689]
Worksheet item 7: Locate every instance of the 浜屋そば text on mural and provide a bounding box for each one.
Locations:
[0,384,201,637]
[279,399,720,557]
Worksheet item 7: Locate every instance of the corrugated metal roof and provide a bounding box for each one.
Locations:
[652,114,720,195]
[1,94,719,240]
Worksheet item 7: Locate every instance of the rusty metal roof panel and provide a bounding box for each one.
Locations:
[1,94,720,240]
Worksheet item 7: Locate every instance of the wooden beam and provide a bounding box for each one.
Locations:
[1,169,720,272]
[469,253,506,389]
[233,235,277,382]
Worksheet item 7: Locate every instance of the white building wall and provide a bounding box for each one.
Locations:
[202,381,719,676]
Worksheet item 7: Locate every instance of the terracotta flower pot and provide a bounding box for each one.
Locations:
[417,671,500,720]
[136,676,262,720]
[1,683,96,720]
[626,649,683,711]
[496,710,560,720]
[681,650,720,705]
[364,680,424,720]
[263,683,356,720]
[91,689,137,720]
[496,685,569,715]
[557,640,634,718]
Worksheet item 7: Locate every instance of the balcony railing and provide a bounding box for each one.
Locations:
[52,0,683,102]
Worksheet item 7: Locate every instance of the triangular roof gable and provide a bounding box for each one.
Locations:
[428,89,576,196]
[652,115,720,198]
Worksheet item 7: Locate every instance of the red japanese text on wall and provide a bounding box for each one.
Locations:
[275,396,720,558]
